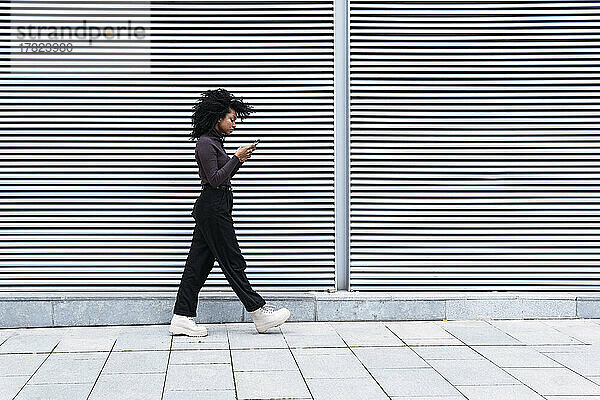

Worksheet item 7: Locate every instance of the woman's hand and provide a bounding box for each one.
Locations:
[235,144,257,162]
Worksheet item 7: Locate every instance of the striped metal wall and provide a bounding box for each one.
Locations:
[349,0,600,290]
[1,0,335,291]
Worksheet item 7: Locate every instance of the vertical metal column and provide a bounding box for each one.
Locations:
[334,0,350,291]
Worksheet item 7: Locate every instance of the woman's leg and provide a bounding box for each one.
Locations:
[198,207,266,313]
[173,221,216,317]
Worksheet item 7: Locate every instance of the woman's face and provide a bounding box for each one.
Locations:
[216,110,237,136]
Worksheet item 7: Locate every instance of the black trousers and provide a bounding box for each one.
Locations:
[173,188,266,316]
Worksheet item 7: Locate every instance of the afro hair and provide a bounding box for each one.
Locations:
[190,88,255,141]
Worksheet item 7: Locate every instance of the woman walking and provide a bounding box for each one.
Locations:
[170,89,291,336]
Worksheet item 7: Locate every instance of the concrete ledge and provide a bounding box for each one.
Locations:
[0,291,599,328]
[578,297,600,318]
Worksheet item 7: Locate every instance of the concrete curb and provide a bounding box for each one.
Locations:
[1,291,599,328]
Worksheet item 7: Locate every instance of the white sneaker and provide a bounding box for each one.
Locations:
[168,314,208,337]
[250,304,291,333]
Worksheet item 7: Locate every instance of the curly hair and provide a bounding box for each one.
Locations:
[190,88,255,141]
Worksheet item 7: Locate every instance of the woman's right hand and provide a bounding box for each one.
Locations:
[235,144,256,162]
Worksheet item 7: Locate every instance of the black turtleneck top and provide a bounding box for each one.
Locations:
[195,126,242,187]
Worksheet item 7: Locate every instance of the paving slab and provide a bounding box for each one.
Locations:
[28,352,107,384]
[385,321,456,339]
[440,323,522,346]
[14,382,93,400]
[438,320,492,328]
[428,359,520,386]
[0,331,16,343]
[232,348,298,371]
[281,322,347,348]
[403,337,465,346]
[390,397,466,400]
[0,375,29,399]
[505,367,600,396]
[543,349,600,376]
[490,320,584,345]
[0,353,48,376]
[169,349,230,365]
[352,346,430,369]
[234,370,311,399]
[306,377,389,400]
[412,345,484,360]
[329,321,404,346]
[456,384,545,400]
[113,333,171,351]
[370,368,464,397]
[472,345,562,367]
[171,334,229,351]
[386,321,463,345]
[292,347,349,356]
[88,372,165,400]
[541,319,600,344]
[283,332,348,348]
[113,325,170,337]
[164,364,234,391]
[163,390,237,400]
[292,349,371,379]
[534,344,593,354]
[278,322,335,335]
[546,397,600,400]
[0,334,61,354]
[102,350,169,374]
[54,337,116,353]
[227,323,288,349]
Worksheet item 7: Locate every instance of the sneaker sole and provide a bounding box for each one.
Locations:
[255,309,291,333]
[169,326,208,337]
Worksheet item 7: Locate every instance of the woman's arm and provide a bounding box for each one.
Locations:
[230,155,243,178]
[196,138,242,187]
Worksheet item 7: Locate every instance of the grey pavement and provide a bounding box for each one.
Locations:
[0,319,599,399]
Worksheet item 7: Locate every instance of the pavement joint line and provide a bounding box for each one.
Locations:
[159,335,173,400]
[538,319,590,345]
[490,320,589,348]
[0,334,15,347]
[384,321,464,399]
[482,319,525,344]
[281,325,315,400]
[531,346,600,390]
[341,324,393,400]
[50,350,113,354]
[11,341,58,400]
[439,321,550,399]
[85,338,116,400]
[226,323,239,400]
[106,349,170,352]
[500,366,563,369]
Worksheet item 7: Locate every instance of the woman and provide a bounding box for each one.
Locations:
[169,88,291,336]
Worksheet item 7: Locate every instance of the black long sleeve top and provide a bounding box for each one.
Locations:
[195,126,243,187]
